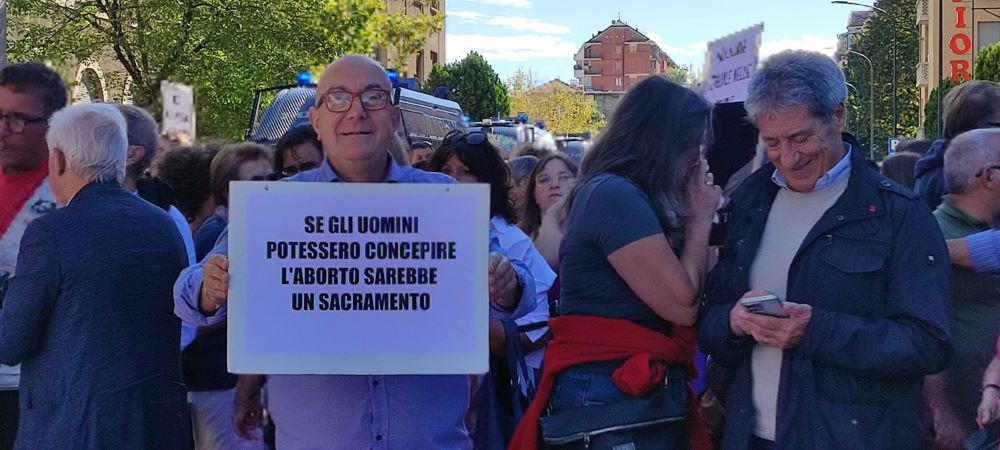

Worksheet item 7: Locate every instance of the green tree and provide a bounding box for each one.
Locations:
[842,0,919,160]
[422,51,508,121]
[9,0,442,138]
[922,78,960,141]
[666,65,695,86]
[976,43,1000,82]
[424,63,452,97]
[506,68,604,134]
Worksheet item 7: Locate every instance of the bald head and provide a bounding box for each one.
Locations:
[944,128,1000,194]
[307,54,402,181]
[315,55,392,103]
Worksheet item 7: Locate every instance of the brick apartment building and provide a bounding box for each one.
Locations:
[573,20,675,93]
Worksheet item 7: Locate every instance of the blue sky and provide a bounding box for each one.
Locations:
[445,0,860,83]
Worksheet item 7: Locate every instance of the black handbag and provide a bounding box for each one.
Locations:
[539,366,690,450]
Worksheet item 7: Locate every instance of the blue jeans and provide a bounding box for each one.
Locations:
[549,364,631,412]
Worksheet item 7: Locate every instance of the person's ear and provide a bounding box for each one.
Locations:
[126,145,146,167]
[53,148,68,176]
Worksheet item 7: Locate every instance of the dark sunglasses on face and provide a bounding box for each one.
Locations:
[0,112,46,134]
[442,131,487,147]
[281,161,320,177]
[976,165,1000,178]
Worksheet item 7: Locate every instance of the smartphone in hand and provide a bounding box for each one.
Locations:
[740,294,789,318]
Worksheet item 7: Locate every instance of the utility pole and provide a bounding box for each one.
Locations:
[1,0,7,67]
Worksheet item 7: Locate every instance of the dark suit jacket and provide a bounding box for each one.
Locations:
[0,182,190,449]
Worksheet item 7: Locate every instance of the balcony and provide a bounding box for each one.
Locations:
[584,48,603,59]
[916,62,928,87]
[585,67,603,75]
[916,0,928,25]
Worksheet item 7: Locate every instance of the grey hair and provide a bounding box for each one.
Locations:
[944,128,1000,194]
[116,104,159,176]
[745,50,848,124]
[47,103,128,184]
[508,155,539,182]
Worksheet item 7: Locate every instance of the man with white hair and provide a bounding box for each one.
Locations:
[925,128,1000,448]
[700,50,951,449]
[0,103,190,448]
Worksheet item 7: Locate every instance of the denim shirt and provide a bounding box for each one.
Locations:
[172,155,536,449]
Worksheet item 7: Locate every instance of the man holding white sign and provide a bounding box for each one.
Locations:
[173,54,534,449]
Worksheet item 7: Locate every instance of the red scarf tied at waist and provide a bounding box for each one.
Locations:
[508,315,712,450]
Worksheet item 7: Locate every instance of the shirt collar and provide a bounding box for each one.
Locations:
[319,154,403,183]
[938,196,992,230]
[771,143,853,191]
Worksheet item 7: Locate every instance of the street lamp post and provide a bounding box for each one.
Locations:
[832,1,897,139]
[849,50,875,159]
[845,82,858,136]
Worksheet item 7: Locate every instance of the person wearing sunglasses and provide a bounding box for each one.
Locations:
[915,80,1000,211]
[922,128,1000,449]
[173,54,532,450]
[192,142,273,263]
[274,123,323,178]
[0,62,66,449]
[427,131,555,448]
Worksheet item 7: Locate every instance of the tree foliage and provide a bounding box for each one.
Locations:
[976,43,1000,82]
[922,78,960,141]
[506,68,604,134]
[422,51,509,122]
[841,0,919,160]
[666,65,695,86]
[9,0,442,139]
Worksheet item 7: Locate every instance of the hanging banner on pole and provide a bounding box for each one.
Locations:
[702,23,764,104]
[161,81,196,140]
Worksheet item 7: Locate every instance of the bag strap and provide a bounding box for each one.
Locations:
[502,318,538,423]
[517,321,548,333]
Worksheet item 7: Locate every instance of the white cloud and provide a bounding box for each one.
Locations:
[484,16,570,34]
[448,34,579,62]
[462,0,532,7]
[449,11,569,34]
[662,42,707,59]
[449,11,484,21]
[760,35,838,58]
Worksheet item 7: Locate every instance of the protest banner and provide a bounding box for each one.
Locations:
[161,80,196,140]
[703,23,764,104]
[227,181,490,375]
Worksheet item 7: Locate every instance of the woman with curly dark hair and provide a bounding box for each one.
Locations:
[427,130,555,447]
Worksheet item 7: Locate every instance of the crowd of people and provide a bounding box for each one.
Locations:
[4,47,1000,450]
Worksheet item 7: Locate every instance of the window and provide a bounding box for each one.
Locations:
[616,78,623,87]
[980,22,1000,51]
[430,51,438,65]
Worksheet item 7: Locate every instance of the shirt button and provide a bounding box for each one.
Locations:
[836,215,845,221]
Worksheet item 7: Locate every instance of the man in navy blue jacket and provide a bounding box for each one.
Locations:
[700,51,952,450]
[0,103,190,449]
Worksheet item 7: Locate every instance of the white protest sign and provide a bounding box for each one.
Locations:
[702,24,764,104]
[161,80,195,140]
[227,182,490,375]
